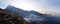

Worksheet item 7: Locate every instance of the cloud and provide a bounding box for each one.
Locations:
[24,14,45,22]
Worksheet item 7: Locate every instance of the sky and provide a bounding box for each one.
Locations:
[0,0,60,15]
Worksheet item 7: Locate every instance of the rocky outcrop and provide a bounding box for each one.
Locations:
[0,8,29,24]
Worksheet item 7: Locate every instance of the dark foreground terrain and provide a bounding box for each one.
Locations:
[0,9,29,24]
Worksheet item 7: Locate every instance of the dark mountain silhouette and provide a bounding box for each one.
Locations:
[0,8,29,24]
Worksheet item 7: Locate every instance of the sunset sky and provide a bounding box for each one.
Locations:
[0,0,60,15]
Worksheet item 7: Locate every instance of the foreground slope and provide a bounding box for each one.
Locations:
[0,9,29,24]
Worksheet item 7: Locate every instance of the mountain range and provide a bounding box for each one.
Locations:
[4,5,60,24]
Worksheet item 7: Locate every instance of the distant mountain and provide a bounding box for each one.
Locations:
[5,5,26,17]
[5,5,46,18]
[4,5,47,24]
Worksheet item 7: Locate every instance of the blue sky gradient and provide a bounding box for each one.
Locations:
[0,0,60,15]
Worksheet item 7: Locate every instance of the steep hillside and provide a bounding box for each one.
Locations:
[0,8,29,24]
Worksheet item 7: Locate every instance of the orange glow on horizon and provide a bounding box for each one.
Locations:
[37,10,48,14]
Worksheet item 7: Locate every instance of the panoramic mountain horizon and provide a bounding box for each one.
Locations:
[3,5,60,24]
[0,0,60,24]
